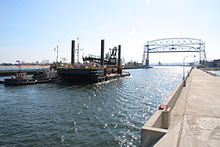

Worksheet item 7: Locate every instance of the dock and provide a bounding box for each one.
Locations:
[106,72,130,81]
[0,69,44,76]
[141,68,220,146]
[123,66,153,69]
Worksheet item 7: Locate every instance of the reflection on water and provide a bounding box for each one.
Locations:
[0,66,185,146]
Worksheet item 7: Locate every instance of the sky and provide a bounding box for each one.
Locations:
[0,0,220,64]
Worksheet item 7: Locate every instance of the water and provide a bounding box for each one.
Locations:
[0,66,187,146]
[208,70,220,76]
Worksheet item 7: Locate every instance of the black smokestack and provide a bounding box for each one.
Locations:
[71,40,75,65]
[117,45,122,74]
[101,40,104,66]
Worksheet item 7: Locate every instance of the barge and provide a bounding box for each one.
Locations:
[57,68,106,83]
[57,39,130,84]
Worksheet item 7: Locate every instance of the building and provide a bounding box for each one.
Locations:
[206,59,220,67]
[214,59,220,67]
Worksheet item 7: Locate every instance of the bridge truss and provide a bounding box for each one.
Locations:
[142,38,207,67]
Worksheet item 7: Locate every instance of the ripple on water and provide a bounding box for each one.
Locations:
[0,67,184,146]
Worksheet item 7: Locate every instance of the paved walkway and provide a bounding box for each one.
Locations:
[155,69,220,147]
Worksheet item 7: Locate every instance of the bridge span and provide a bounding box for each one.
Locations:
[142,38,207,67]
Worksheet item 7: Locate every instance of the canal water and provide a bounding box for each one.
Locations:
[0,66,188,146]
[208,70,220,76]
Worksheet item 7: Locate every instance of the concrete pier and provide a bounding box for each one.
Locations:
[141,69,220,146]
[0,69,45,76]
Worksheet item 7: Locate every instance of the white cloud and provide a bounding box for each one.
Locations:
[146,0,150,5]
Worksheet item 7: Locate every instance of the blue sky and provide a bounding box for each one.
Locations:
[0,0,220,64]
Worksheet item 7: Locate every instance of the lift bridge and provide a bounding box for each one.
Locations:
[142,38,207,67]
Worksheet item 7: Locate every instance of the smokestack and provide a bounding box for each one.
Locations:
[71,40,75,65]
[117,45,122,74]
[101,40,104,66]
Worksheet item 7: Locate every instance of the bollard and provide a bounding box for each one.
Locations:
[183,79,186,87]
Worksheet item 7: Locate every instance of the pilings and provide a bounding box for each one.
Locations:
[71,40,75,65]
[117,45,122,74]
[101,40,104,66]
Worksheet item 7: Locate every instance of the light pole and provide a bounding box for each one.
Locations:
[183,55,196,87]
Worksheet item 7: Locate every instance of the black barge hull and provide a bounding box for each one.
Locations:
[57,68,106,83]
[4,78,57,86]
[4,79,37,86]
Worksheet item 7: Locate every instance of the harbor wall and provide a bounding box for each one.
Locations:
[0,69,45,76]
[201,69,220,77]
[141,67,193,147]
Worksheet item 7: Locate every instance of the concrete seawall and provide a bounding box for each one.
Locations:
[141,68,220,146]
[141,68,193,146]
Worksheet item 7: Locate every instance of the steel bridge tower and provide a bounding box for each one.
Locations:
[142,38,207,67]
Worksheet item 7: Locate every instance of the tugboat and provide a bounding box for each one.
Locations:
[57,39,125,84]
[4,69,58,86]
[4,72,37,86]
[32,69,58,83]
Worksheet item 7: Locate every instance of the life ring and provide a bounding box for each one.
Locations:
[158,104,168,111]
